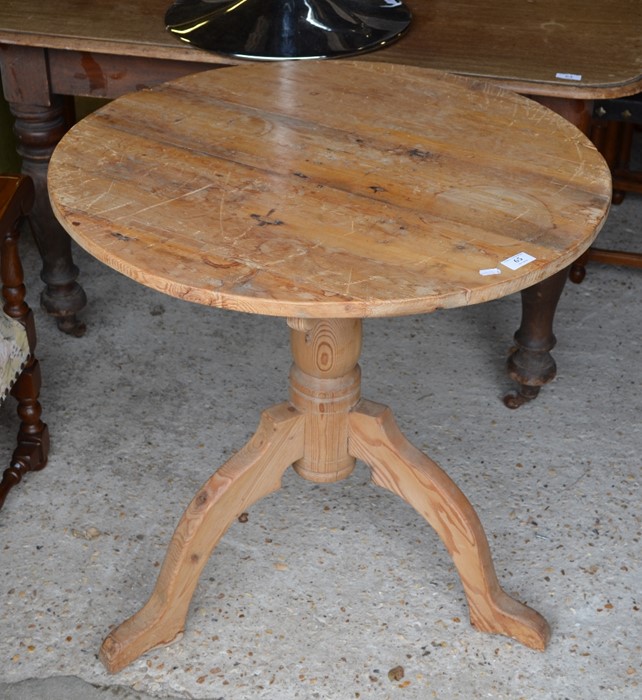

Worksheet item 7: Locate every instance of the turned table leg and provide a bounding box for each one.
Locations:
[10,99,87,335]
[101,318,548,673]
[503,96,596,408]
[503,268,568,408]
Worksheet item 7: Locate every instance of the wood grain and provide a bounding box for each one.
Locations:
[1,0,641,98]
[100,402,304,673]
[289,318,362,482]
[48,61,611,319]
[98,315,552,672]
[349,399,550,650]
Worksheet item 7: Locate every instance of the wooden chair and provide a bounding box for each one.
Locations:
[570,94,642,282]
[0,174,49,510]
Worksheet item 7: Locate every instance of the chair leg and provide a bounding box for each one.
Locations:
[0,175,49,510]
[0,357,49,510]
[569,251,589,284]
[574,118,642,282]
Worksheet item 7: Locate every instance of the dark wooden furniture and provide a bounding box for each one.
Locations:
[569,95,642,282]
[592,94,642,200]
[48,61,610,673]
[0,174,49,511]
[1,0,641,405]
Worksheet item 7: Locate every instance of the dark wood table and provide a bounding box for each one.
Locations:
[1,0,640,403]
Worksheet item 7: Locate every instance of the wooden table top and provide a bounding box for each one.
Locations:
[48,62,611,319]
[1,0,641,98]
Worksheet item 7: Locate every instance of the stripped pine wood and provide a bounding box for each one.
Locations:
[49,62,611,319]
[47,62,611,672]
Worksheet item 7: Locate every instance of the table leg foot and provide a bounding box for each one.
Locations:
[99,403,304,673]
[504,268,568,408]
[348,399,550,650]
[39,273,87,336]
[53,311,87,337]
[502,384,540,409]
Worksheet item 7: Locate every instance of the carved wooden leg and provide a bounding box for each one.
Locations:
[10,99,87,335]
[503,268,569,409]
[349,399,550,650]
[0,357,50,510]
[506,96,593,406]
[0,174,49,510]
[100,403,304,673]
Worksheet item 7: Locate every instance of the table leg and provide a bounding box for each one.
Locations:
[503,268,568,408]
[9,98,87,335]
[99,402,305,674]
[100,318,548,673]
[503,97,594,407]
[349,400,550,649]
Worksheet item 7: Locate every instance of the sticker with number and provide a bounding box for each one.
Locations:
[501,252,536,270]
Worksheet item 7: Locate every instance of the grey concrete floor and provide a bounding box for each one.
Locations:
[0,176,640,699]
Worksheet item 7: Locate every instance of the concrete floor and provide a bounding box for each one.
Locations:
[0,172,640,698]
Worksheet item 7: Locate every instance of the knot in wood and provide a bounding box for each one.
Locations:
[290,318,362,379]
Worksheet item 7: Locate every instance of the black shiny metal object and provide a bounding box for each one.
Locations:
[165,0,412,60]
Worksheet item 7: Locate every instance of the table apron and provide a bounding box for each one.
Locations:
[0,43,232,103]
[0,44,52,104]
[47,49,229,100]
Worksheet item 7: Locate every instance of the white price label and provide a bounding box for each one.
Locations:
[555,72,582,81]
[501,252,536,270]
[479,268,501,276]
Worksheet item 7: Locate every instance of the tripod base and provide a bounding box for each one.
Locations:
[99,319,549,673]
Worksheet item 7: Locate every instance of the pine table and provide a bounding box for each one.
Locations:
[48,61,611,673]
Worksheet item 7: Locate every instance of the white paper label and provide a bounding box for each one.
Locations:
[501,252,536,270]
[480,268,501,276]
[555,72,582,81]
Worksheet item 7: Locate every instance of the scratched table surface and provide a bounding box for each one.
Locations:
[48,61,612,319]
[1,0,641,98]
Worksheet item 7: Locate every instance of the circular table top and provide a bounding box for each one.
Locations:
[48,61,611,319]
